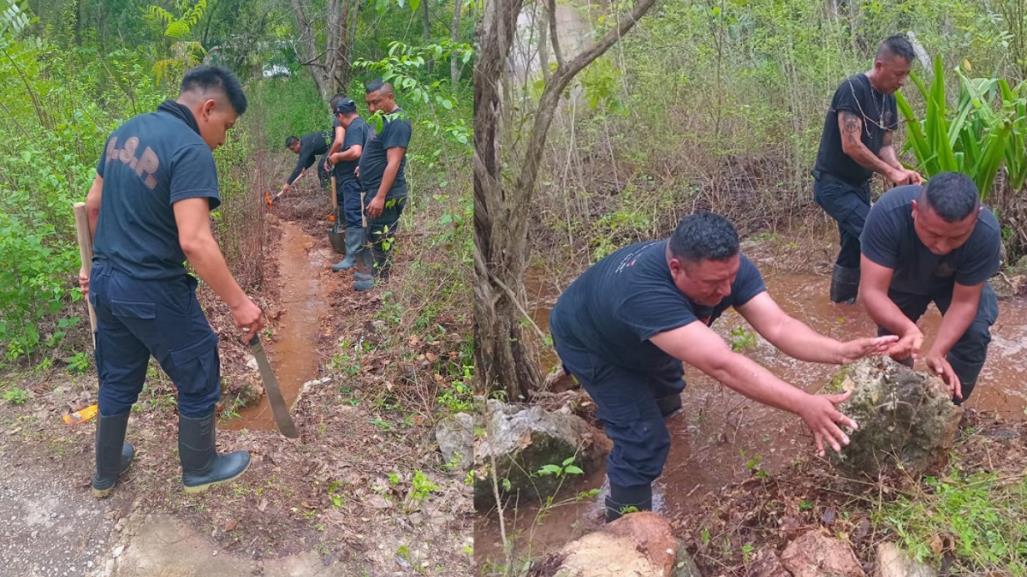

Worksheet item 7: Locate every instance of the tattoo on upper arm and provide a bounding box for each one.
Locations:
[840,111,862,143]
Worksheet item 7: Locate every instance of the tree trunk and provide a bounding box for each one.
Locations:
[450,0,462,88]
[290,0,356,104]
[474,0,657,399]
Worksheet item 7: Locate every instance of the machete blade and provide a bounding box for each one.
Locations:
[248,335,299,438]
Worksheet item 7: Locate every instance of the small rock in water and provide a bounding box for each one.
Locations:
[827,357,961,477]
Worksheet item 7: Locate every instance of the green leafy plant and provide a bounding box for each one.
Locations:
[536,456,585,478]
[729,326,758,352]
[67,351,91,374]
[2,387,29,405]
[409,469,438,502]
[896,56,1027,201]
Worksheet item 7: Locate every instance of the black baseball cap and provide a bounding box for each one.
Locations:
[333,98,357,115]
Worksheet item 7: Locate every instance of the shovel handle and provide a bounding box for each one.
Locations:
[73,203,97,337]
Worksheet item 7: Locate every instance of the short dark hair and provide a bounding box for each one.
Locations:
[669,212,739,263]
[329,93,346,110]
[180,65,248,115]
[285,136,299,148]
[920,172,979,222]
[877,35,915,63]
[365,79,386,94]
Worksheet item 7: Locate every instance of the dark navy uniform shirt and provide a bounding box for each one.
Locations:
[359,109,412,199]
[336,117,372,184]
[93,100,220,281]
[814,73,898,185]
[287,131,330,185]
[549,240,766,388]
[861,185,1001,295]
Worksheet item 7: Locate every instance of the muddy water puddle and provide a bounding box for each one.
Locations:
[478,268,1027,565]
[223,220,328,432]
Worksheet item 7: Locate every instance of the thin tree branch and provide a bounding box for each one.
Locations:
[546,0,563,69]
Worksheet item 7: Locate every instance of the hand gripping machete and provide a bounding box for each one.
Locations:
[247,334,299,438]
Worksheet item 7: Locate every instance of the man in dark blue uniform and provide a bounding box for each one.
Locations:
[279,130,330,198]
[550,213,895,521]
[78,65,265,497]
[355,80,412,291]
[813,35,923,304]
[860,172,1000,404]
[327,97,373,272]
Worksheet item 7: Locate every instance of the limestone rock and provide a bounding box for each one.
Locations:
[536,512,696,577]
[435,412,474,471]
[781,530,865,577]
[874,542,936,577]
[473,399,608,507]
[828,357,961,477]
[749,548,790,577]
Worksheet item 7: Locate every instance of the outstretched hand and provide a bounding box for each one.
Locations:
[798,391,858,457]
[836,335,899,363]
[887,327,923,361]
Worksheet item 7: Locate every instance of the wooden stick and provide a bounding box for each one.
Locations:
[330,174,338,213]
[72,202,97,342]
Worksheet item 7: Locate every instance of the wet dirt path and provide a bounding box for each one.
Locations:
[224,220,327,432]
[477,268,1027,564]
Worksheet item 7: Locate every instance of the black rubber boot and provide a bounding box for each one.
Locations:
[331,228,365,272]
[92,412,135,498]
[178,412,250,494]
[604,483,653,523]
[830,264,860,304]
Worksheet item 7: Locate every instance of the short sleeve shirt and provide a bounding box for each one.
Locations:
[861,185,1001,295]
[549,240,766,388]
[814,73,899,185]
[93,101,219,280]
[358,110,412,199]
[336,117,372,183]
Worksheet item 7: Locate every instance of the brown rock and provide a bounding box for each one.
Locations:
[537,512,694,577]
[781,530,865,577]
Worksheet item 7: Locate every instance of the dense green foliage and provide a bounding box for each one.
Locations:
[0,0,473,367]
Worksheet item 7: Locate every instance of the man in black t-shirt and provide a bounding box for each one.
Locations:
[327,97,373,272]
[279,130,330,198]
[78,66,264,498]
[354,80,413,291]
[813,35,923,304]
[550,213,895,522]
[860,173,1000,404]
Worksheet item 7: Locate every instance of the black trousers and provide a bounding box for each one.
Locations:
[813,172,871,268]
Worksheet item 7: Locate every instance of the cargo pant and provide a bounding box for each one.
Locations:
[89,262,221,418]
[551,331,684,492]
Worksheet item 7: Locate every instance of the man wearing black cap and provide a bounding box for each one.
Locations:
[327,97,373,275]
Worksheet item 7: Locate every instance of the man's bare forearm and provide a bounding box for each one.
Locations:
[764,316,847,364]
[706,351,809,414]
[929,298,978,358]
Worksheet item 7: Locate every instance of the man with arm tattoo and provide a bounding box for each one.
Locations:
[812,35,923,304]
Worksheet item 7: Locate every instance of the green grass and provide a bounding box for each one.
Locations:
[876,470,1027,575]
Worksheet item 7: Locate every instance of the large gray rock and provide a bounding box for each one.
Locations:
[781,530,866,577]
[828,357,961,477]
[874,542,936,577]
[473,399,608,507]
[534,512,699,577]
[435,412,474,470]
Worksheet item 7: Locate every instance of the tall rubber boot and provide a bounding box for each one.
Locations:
[605,483,653,523]
[92,412,135,498]
[178,412,250,494]
[353,233,375,292]
[830,264,860,304]
[330,228,365,272]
